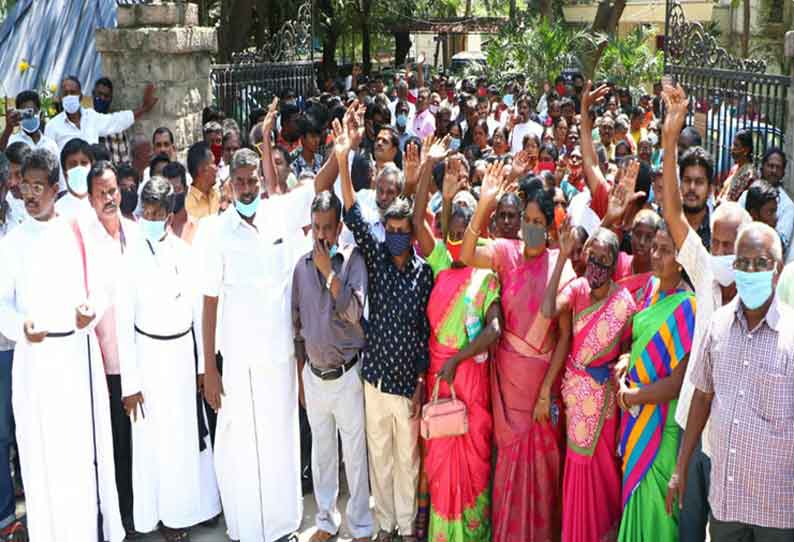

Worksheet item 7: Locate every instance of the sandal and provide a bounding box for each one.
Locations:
[158,524,190,542]
[0,520,26,542]
[309,529,336,542]
[377,529,395,542]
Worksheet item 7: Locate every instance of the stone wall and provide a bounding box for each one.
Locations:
[95,2,217,152]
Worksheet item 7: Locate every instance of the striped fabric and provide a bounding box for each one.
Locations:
[619,280,696,507]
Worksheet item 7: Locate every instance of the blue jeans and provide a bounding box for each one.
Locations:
[679,438,711,542]
[0,350,14,527]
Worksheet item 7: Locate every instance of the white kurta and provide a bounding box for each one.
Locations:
[117,233,221,532]
[202,187,313,542]
[0,216,124,542]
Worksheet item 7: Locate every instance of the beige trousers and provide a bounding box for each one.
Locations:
[363,380,420,536]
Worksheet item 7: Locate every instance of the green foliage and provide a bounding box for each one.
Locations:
[595,25,663,95]
[482,15,600,92]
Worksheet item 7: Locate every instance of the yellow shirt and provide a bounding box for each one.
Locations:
[186,184,220,221]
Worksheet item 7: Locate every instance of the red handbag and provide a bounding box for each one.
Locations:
[420,379,468,440]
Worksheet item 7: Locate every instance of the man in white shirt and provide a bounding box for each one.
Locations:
[201,149,313,542]
[0,148,124,541]
[509,95,544,155]
[659,85,752,542]
[4,143,30,225]
[116,177,221,539]
[55,138,96,221]
[82,160,141,537]
[44,75,158,150]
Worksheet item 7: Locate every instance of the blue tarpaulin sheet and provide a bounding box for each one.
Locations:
[0,0,143,98]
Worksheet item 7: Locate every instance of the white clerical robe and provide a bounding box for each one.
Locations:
[0,216,124,542]
[202,187,313,542]
[117,233,221,532]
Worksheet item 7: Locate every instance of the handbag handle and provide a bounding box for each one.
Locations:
[430,378,457,404]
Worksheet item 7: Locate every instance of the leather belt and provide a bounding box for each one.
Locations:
[47,331,75,338]
[309,356,358,381]
[135,325,192,341]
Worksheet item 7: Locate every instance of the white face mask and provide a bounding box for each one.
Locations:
[710,254,736,287]
[62,95,81,115]
[66,165,90,195]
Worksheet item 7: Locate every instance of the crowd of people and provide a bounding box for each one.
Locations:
[0,57,792,542]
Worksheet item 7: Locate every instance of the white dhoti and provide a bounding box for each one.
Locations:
[129,331,221,532]
[215,359,302,542]
[13,333,125,542]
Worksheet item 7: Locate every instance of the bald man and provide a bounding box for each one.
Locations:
[673,222,794,541]
[660,85,753,542]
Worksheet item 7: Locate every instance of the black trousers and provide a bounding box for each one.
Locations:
[107,375,133,523]
[710,514,794,542]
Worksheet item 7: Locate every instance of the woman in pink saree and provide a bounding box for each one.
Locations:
[461,164,575,542]
[542,225,638,542]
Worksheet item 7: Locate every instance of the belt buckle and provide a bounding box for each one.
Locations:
[319,367,339,380]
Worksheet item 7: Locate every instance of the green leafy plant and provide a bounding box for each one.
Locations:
[594,25,663,96]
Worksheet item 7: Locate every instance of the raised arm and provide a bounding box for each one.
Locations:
[415,54,426,93]
[315,101,361,194]
[541,218,575,318]
[259,97,281,196]
[660,84,692,250]
[411,143,436,258]
[533,307,571,422]
[440,155,464,240]
[579,81,610,195]
[460,161,509,269]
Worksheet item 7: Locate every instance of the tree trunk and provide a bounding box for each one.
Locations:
[509,0,517,22]
[538,0,552,20]
[218,0,256,61]
[360,0,372,74]
[742,0,750,57]
[319,0,339,75]
[581,0,627,79]
[394,31,412,67]
[465,0,472,17]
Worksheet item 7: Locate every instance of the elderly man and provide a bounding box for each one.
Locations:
[117,176,221,540]
[292,191,373,542]
[0,148,124,541]
[672,221,794,541]
[45,75,157,150]
[201,148,314,542]
[660,85,753,542]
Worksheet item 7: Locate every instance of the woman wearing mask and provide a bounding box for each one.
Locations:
[461,163,575,542]
[542,224,638,542]
[412,158,501,542]
[615,221,695,542]
[719,129,755,202]
[448,123,463,153]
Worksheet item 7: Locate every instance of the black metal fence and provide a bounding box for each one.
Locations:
[665,1,790,181]
[210,61,317,134]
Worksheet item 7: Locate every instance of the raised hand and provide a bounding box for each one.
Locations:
[426,134,451,164]
[511,149,533,180]
[331,118,351,163]
[404,141,420,189]
[479,160,509,207]
[662,84,690,140]
[558,216,576,259]
[580,80,610,113]
[442,156,466,201]
[262,97,279,141]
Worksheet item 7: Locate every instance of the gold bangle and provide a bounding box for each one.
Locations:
[466,222,479,237]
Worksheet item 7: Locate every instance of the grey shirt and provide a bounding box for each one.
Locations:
[292,244,367,369]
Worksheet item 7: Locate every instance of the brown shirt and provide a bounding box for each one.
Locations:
[292,244,367,369]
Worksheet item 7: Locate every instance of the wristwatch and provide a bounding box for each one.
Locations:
[325,270,336,289]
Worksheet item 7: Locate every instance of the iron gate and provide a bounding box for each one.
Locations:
[210,2,316,133]
[665,1,790,180]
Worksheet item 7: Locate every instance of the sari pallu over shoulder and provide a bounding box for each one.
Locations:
[619,281,696,506]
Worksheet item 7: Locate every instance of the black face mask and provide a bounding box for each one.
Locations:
[173,192,186,214]
[120,189,138,215]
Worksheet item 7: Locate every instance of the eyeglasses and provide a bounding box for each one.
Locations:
[19,183,45,196]
[734,256,776,272]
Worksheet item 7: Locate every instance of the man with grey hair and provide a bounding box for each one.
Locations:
[673,221,794,541]
[116,176,221,538]
[201,147,314,542]
[334,119,433,542]
[661,85,754,541]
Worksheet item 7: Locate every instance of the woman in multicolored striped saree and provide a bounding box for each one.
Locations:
[616,221,696,542]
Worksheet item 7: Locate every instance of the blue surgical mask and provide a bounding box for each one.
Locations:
[62,95,81,115]
[384,231,412,257]
[66,165,90,195]
[93,96,111,114]
[235,196,260,218]
[396,114,408,128]
[21,115,40,134]
[734,269,775,310]
[140,219,167,243]
[503,94,514,107]
[449,138,461,152]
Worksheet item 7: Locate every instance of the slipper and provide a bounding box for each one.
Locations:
[309,530,336,542]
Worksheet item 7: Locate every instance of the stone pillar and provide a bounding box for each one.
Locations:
[95,2,217,153]
[785,31,794,194]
